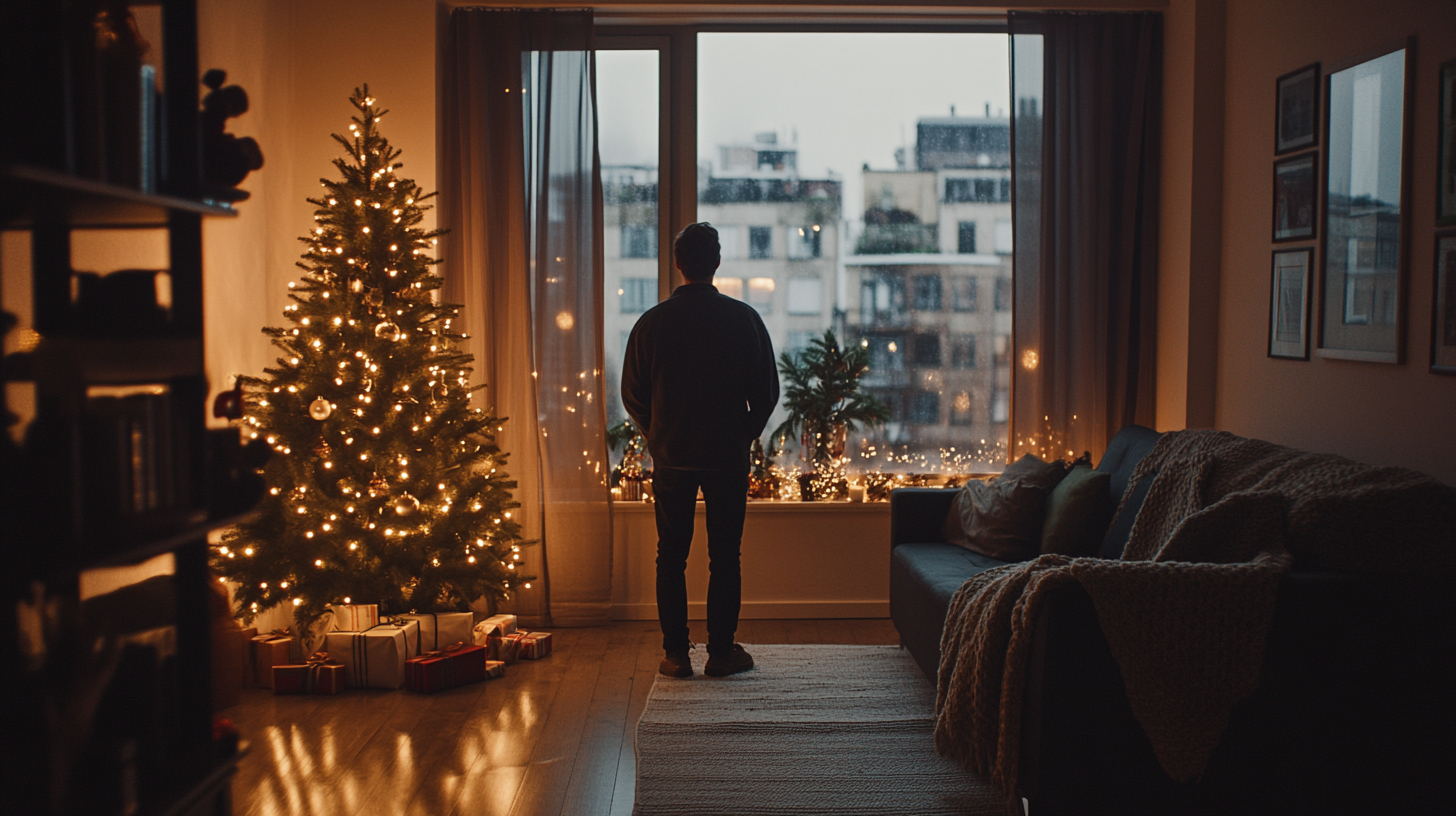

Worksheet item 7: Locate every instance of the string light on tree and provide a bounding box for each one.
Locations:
[213,85,537,628]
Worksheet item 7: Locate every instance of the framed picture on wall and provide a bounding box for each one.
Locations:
[1272,152,1318,241]
[1432,229,1456,374]
[1317,42,1412,363]
[1269,248,1313,359]
[1276,63,1320,154]
[1439,59,1456,226]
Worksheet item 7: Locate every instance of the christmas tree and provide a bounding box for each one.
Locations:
[215,87,534,627]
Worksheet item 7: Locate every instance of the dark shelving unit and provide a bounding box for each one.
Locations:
[2,2,251,814]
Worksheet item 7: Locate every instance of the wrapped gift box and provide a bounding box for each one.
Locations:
[405,643,487,693]
[398,612,475,655]
[489,631,527,665]
[252,631,301,689]
[484,660,506,680]
[328,603,380,632]
[273,654,348,695]
[519,631,552,660]
[322,619,420,689]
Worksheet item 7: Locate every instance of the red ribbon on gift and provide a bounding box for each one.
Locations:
[419,641,464,660]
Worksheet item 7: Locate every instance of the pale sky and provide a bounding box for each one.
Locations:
[597,32,1011,220]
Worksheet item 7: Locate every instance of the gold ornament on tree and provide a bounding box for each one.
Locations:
[367,473,387,498]
[314,438,332,459]
[309,397,333,420]
[375,321,400,341]
[394,493,420,516]
[365,289,383,308]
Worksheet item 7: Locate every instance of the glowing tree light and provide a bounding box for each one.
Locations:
[214,86,535,626]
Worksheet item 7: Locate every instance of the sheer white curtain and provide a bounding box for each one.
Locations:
[439,7,611,626]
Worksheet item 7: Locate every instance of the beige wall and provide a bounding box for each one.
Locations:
[199,0,436,424]
[1210,0,1456,483]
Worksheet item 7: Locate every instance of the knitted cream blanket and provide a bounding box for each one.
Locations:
[933,430,1456,809]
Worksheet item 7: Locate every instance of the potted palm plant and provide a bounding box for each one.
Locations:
[771,330,890,500]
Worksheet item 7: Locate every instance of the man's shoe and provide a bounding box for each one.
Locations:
[659,648,694,678]
[704,644,754,677]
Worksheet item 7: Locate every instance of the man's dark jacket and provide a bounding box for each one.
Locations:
[621,282,779,471]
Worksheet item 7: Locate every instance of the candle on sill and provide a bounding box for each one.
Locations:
[610,486,622,500]
[848,483,867,503]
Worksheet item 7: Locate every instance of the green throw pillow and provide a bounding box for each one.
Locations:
[1039,465,1115,557]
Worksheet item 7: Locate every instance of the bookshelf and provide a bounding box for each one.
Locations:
[1,1,255,814]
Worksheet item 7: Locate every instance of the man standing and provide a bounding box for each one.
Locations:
[621,223,780,678]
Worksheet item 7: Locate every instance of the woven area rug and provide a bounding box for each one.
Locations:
[633,644,1002,815]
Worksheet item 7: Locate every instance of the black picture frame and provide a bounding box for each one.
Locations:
[1269,248,1313,360]
[1317,41,1412,364]
[1439,59,1456,226]
[1432,229,1456,374]
[1272,151,1318,242]
[1276,63,1320,154]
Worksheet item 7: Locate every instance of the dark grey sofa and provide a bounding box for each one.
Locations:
[888,425,1453,815]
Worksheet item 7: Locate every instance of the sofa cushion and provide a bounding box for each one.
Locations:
[890,542,1014,682]
[894,542,1013,605]
[1040,465,1115,557]
[941,454,1071,561]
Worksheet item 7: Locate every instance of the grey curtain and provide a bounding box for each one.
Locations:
[440,8,611,626]
[1009,11,1162,463]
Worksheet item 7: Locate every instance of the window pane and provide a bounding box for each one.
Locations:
[717,276,744,299]
[957,221,977,254]
[749,226,773,259]
[699,31,1011,475]
[786,278,822,315]
[600,50,660,439]
[747,277,775,313]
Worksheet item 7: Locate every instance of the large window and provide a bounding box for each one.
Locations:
[600,29,1012,477]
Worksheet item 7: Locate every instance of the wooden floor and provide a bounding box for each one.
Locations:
[226,618,905,816]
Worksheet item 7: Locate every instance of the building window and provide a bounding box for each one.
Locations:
[717,224,741,259]
[717,277,744,300]
[787,225,822,259]
[953,277,978,312]
[991,389,1009,424]
[995,219,1014,254]
[951,334,976,369]
[866,335,906,373]
[950,391,973,425]
[747,277,775,313]
[912,274,942,311]
[786,278,822,315]
[749,226,773,259]
[994,333,1011,365]
[994,277,1012,312]
[621,224,657,258]
[999,177,1012,202]
[957,221,977,254]
[860,272,907,326]
[620,278,655,313]
[910,333,941,367]
[910,391,940,424]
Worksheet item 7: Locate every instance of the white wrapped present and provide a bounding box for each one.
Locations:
[323,619,420,689]
[397,612,475,654]
[328,603,380,632]
[472,614,517,646]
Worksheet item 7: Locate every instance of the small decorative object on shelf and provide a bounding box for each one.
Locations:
[199,69,263,202]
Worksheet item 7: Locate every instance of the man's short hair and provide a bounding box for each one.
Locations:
[674,222,720,280]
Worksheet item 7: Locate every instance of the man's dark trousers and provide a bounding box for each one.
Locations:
[652,467,748,658]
